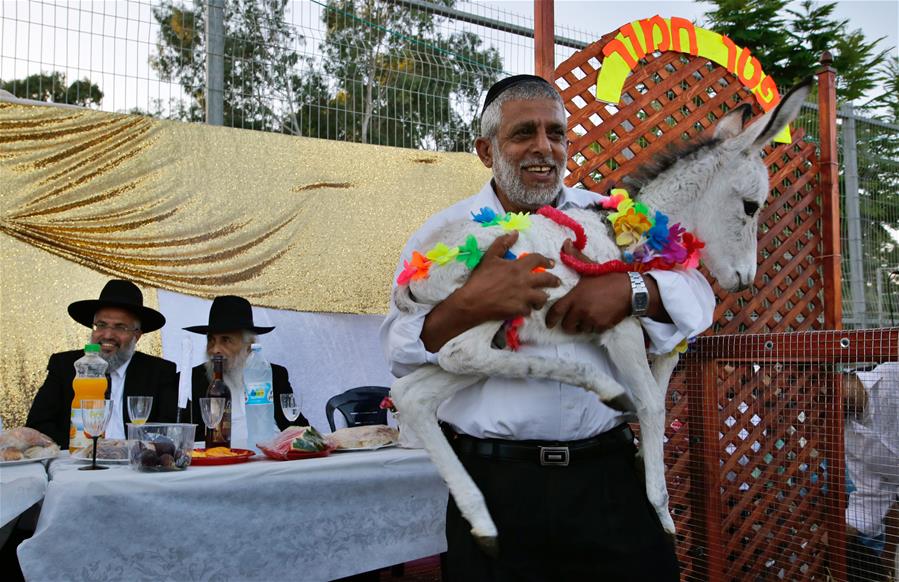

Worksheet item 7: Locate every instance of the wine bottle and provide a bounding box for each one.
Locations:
[206,355,232,448]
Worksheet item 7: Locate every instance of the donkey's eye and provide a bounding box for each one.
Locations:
[743,200,760,216]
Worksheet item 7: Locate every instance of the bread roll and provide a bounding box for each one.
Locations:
[1,447,24,461]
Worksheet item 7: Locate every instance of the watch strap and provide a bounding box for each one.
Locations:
[628,272,650,317]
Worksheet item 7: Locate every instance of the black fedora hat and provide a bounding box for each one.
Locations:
[68,280,166,333]
[183,295,274,335]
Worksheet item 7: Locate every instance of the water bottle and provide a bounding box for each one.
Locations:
[71,344,109,452]
[243,344,277,453]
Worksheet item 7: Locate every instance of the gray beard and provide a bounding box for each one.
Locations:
[94,336,137,371]
[204,351,249,398]
[492,147,563,209]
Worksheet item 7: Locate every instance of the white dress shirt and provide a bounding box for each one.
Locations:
[104,357,133,439]
[845,362,899,535]
[380,181,716,441]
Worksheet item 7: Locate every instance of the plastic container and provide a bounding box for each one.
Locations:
[243,344,278,453]
[128,423,197,472]
[70,344,108,452]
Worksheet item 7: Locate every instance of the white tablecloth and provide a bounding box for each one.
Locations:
[0,460,48,529]
[18,449,448,581]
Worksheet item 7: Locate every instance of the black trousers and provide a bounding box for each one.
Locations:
[445,432,680,582]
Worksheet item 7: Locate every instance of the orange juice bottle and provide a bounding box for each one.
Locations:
[70,344,108,452]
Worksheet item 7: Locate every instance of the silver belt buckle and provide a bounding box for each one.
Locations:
[539,446,569,466]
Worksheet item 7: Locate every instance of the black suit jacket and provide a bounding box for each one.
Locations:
[189,362,310,440]
[26,350,179,449]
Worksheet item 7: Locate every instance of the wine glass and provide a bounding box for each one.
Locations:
[79,399,112,471]
[199,397,225,446]
[280,393,302,424]
[127,396,153,426]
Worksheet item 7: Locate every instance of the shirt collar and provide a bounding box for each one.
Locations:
[110,355,134,379]
[482,179,601,213]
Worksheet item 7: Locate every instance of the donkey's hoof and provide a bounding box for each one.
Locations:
[474,534,499,558]
[659,514,676,536]
[607,392,636,413]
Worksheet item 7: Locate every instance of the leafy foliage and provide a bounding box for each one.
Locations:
[0,72,103,107]
[702,0,890,105]
[319,0,501,149]
[148,0,501,149]
[150,0,317,132]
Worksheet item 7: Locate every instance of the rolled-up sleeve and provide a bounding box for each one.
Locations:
[640,269,715,354]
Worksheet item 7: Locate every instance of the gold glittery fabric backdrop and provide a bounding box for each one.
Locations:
[0,102,490,427]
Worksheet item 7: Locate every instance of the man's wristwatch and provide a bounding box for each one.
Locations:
[628,272,650,317]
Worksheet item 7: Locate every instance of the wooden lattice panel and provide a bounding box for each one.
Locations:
[554,37,824,334]
[554,33,833,582]
[716,362,834,581]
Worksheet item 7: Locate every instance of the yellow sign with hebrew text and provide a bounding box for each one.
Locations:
[595,15,791,143]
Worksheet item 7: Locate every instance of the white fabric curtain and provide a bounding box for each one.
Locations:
[157,290,395,432]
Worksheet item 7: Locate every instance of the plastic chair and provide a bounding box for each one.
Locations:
[325,386,390,432]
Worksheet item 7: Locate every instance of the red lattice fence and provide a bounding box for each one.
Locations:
[552,30,887,582]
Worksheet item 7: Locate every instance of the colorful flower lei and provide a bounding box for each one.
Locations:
[395,192,703,353]
[397,190,704,284]
[549,189,705,276]
[396,209,533,285]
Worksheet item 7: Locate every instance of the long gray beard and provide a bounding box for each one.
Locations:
[492,148,563,209]
[204,352,249,398]
[94,335,137,371]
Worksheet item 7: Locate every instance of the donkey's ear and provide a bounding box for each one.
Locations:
[743,78,813,151]
[713,103,754,140]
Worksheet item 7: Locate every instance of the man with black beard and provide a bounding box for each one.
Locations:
[381,76,716,581]
[27,280,179,448]
[185,295,308,446]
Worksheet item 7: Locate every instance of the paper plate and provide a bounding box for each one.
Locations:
[190,448,255,466]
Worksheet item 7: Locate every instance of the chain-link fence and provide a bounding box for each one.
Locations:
[793,102,899,329]
[0,0,592,149]
[2,0,897,327]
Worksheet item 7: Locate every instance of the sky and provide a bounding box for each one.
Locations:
[0,0,896,114]
[495,0,898,56]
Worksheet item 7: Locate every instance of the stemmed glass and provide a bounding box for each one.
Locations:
[79,399,112,471]
[127,396,153,426]
[199,398,225,446]
[280,393,302,424]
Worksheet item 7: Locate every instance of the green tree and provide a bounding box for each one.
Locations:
[0,72,103,107]
[319,0,502,150]
[702,0,798,83]
[150,0,326,134]
[702,0,890,104]
[865,55,899,123]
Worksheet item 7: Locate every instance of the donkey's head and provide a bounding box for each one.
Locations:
[633,79,811,291]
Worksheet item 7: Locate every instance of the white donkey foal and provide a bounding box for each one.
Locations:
[390,80,810,553]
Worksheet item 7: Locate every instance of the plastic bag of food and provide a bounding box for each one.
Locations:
[257,426,332,460]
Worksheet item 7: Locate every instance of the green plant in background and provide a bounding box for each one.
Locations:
[0,72,103,107]
[319,0,501,150]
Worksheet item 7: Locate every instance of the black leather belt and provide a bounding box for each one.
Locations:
[444,424,634,466]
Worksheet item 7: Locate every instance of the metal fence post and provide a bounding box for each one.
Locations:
[840,103,866,326]
[206,0,225,126]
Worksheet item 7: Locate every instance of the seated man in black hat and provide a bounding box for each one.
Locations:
[27,280,179,448]
[185,295,309,445]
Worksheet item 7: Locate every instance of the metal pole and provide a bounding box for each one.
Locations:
[841,103,867,326]
[386,0,587,50]
[206,0,225,126]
